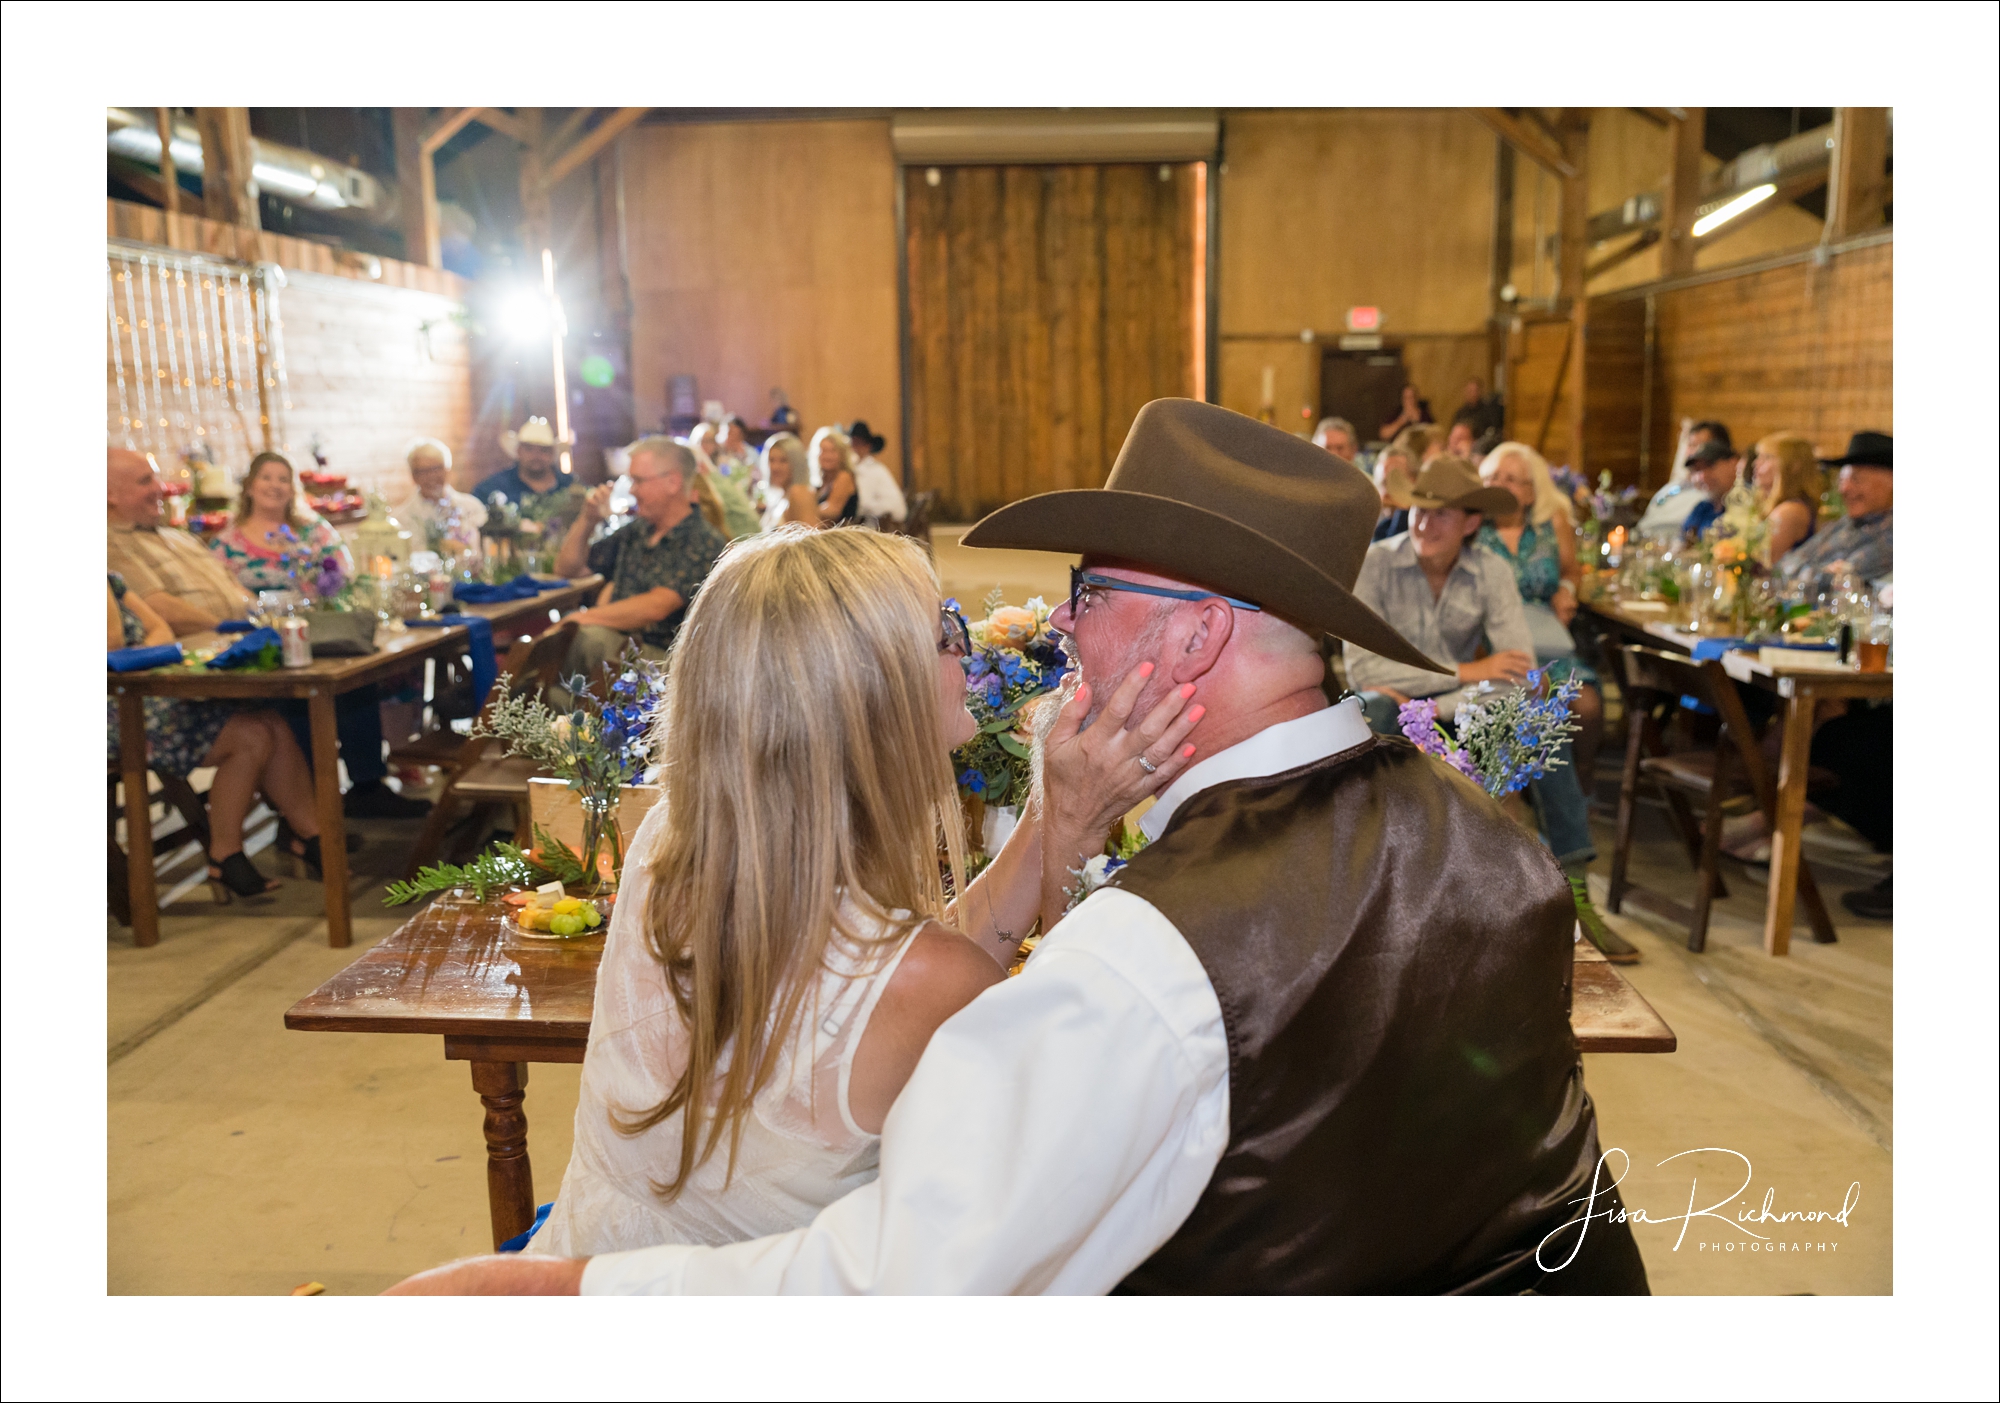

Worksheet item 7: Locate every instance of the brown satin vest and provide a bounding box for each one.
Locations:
[1112,734,1620,1295]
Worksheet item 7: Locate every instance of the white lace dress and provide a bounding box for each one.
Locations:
[534,805,919,1257]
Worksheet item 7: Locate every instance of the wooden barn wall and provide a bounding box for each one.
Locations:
[1512,235,1892,488]
[904,163,1198,521]
[1217,109,1499,434]
[619,119,901,477]
[106,200,474,504]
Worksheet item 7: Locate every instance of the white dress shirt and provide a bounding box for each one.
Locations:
[851,455,908,523]
[580,698,1373,1295]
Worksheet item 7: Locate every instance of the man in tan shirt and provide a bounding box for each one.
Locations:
[106,447,252,633]
[105,447,430,819]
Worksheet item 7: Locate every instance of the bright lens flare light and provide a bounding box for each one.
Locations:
[500,290,552,343]
[1691,183,1776,239]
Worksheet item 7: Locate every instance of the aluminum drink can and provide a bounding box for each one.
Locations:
[278,616,313,668]
[428,573,453,615]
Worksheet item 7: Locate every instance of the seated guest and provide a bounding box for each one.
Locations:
[474,417,581,533]
[1369,444,1417,542]
[684,440,763,542]
[711,415,762,490]
[108,575,329,897]
[1378,381,1434,440]
[197,448,425,818]
[556,437,729,679]
[208,451,355,599]
[811,426,860,525]
[758,433,819,532]
[107,447,253,637]
[846,420,908,526]
[396,438,487,560]
[1637,419,1731,539]
[530,527,1194,1258]
[1677,439,1741,542]
[1477,442,1604,782]
[1345,457,1613,946]
[1777,431,1892,588]
[1749,432,1823,563]
[1451,377,1505,438]
[1445,419,1480,461]
[1310,416,1359,462]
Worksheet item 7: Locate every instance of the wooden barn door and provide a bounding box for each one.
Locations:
[904,163,1199,522]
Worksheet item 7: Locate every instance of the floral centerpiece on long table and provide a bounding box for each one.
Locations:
[386,649,667,911]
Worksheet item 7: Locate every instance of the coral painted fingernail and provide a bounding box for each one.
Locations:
[1181,744,1196,759]
[1187,705,1205,723]
[1180,683,1196,699]
[1138,662,1155,678]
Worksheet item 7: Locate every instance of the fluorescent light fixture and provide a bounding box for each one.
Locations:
[1692,183,1776,239]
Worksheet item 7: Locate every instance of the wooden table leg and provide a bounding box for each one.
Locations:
[117,688,159,949]
[471,1061,535,1250]
[306,687,353,949]
[1763,688,1816,957]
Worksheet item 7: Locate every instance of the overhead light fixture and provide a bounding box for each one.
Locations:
[1692,183,1776,239]
[500,289,552,343]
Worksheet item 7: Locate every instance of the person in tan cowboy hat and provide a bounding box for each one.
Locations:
[1344,453,1633,961]
[389,399,1646,1297]
[474,415,577,513]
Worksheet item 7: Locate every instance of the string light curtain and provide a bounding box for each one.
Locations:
[106,242,293,486]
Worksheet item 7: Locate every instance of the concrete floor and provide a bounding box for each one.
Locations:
[106,531,1892,1294]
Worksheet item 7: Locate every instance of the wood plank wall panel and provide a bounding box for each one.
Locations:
[106,201,473,501]
[1515,237,1893,487]
[1642,239,1891,475]
[620,120,900,474]
[1219,110,1497,429]
[1505,319,1579,467]
[905,163,1196,522]
[1581,299,1647,484]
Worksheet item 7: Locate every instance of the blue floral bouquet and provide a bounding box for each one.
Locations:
[1397,669,1581,798]
[952,590,1071,811]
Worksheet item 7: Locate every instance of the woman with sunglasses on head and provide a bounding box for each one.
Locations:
[532,526,1203,1259]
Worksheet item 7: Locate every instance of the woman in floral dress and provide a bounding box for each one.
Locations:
[108,573,328,899]
[207,451,354,597]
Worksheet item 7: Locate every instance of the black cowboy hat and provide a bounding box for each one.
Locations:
[847,420,887,454]
[962,398,1448,674]
[1820,430,1891,470]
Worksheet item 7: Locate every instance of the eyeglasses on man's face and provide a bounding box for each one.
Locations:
[939,602,972,659]
[1065,566,1262,624]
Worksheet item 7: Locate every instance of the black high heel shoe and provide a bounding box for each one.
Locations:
[208,851,279,903]
[276,819,359,881]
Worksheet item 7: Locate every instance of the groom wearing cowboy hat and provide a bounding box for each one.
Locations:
[393,399,1647,1296]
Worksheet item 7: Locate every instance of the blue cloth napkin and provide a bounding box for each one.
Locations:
[107,642,184,673]
[452,575,567,605]
[408,614,498,709]
[215,619,257,633]
[497,1202,553,1253]
[204,628,282,670]
[1680,637,1749,713]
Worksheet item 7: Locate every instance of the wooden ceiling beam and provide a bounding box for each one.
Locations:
[546,107,597,155]
[419,107,480,156]
[1474,108,1576,180]
[1660,107,1706,278]
[542,107,650,188]
[1586,228,1660,281]
[1825,107,1890,240]
[472,107,531,146]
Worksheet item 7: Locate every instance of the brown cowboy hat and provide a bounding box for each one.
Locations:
[1405,455,1517,517]
[962,398,1448,674]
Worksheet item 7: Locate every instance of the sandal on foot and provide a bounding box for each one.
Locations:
[208,851,278,902]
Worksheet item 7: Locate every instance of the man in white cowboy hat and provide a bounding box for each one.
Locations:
[474,416,576,513]
[390,399,1647,1297]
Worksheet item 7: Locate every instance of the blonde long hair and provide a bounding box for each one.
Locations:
[806,426,853,493]
[619,525,967,1196]
[1754,432,1825,516]
[234,451,315,533]
[1478,440,1572,528]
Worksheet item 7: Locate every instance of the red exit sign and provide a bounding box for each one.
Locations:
[1346,306,1383,332]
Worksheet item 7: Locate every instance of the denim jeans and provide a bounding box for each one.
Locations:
[279,684,387,788]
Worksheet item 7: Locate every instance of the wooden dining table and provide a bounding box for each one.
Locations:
[110,576,601,950]
[287,898,1677,1251]
[1577,586,1893,956]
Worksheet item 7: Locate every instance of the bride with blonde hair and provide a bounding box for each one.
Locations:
[535,525,1201,1256]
